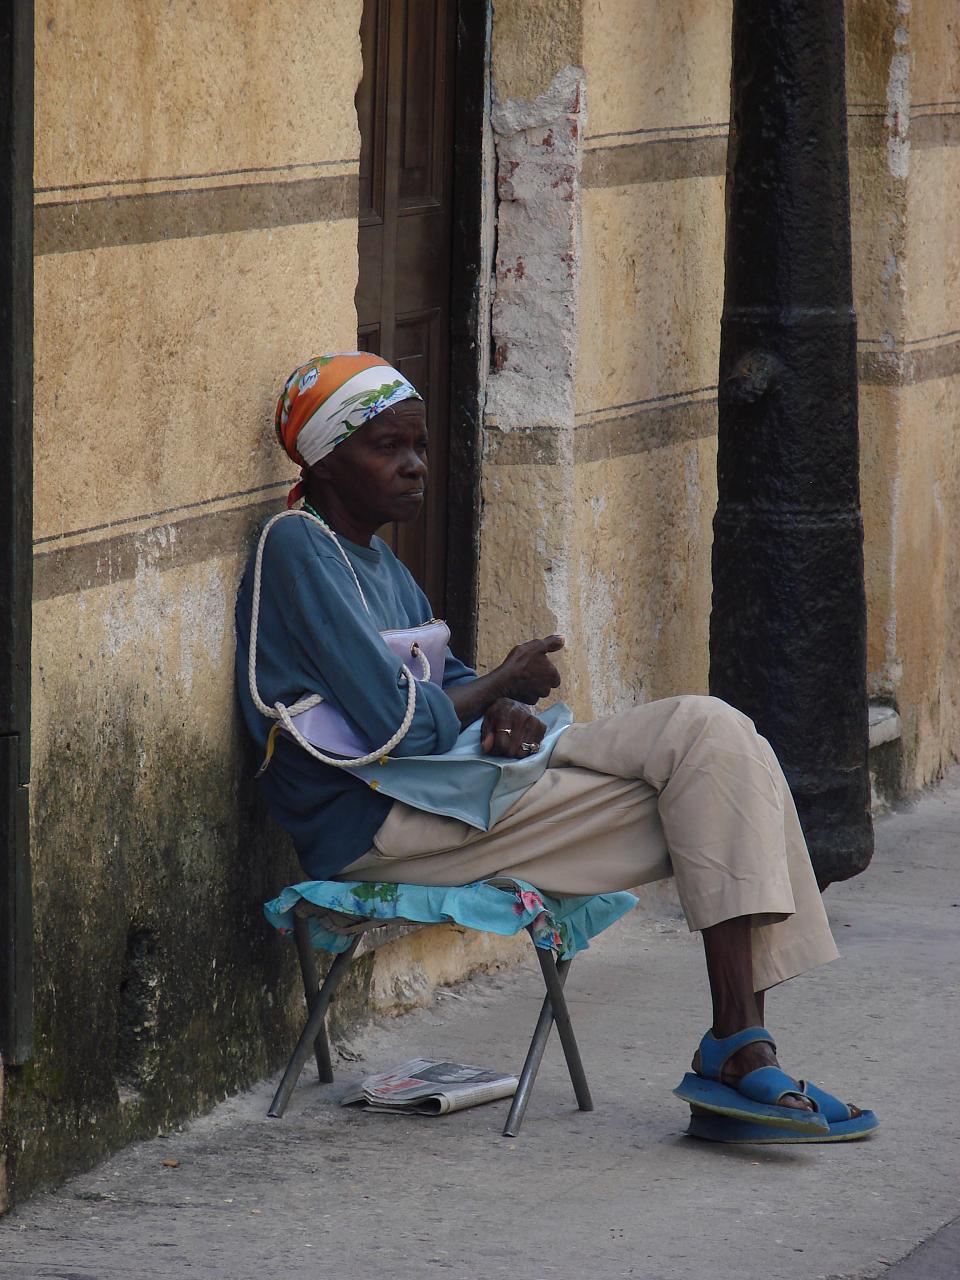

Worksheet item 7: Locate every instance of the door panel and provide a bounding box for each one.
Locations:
[357,0,388,225]
[356,0,455,611]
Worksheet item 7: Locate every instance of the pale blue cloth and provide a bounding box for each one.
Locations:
[349,702,574,830]
[264,877,638,961]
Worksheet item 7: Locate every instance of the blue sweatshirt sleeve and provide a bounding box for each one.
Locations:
[284,549,463,758]
[441,649,478,689]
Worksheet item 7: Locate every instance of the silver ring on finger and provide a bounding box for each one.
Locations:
[521,741,539,753]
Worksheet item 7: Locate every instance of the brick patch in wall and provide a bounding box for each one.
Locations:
[485,66,586,434]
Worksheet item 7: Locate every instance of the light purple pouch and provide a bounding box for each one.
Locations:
[288,620,450,758]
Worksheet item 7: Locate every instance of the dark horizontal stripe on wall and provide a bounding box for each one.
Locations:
[848,110,960,149]
[574,395,718,463]
[483,423,565,466]
[858,337,960,385]
[35,172,358,255]
[582,135,727,188]
[583,110,960,191]
[33,479,290,547]
[484,395,718,466]
[33,496,279,600]
[911,112,960,146]
[484,335,960,468]
[35,156,360,195]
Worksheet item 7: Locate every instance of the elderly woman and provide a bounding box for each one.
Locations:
[235,352,876,1144]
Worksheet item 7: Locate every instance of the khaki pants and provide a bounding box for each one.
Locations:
[342,695,839,990]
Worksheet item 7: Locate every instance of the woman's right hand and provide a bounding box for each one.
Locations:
[495,635,564,703]
[480,698,548,758]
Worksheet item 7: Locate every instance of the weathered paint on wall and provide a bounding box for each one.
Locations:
[491,0,583,103]
[584,0,731,137]
[479,0,725,720]
[481,60,588,707]
[849,0,960,791]
[570,0,728,716]
[35,1,362,186]
[5,0,369,1205]
[481,0,960,791]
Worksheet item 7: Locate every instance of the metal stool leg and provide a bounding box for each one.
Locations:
[502,937,593,1137]
[268,936,362,1118]
[502,959,569,1137]
[535,944,593,1113]
[293,913,333,1083]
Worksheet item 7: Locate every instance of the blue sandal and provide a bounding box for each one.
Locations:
[673,1028,829,1136]
[687,1080,878,1143]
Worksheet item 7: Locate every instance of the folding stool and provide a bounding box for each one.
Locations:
[265,881,636,1136]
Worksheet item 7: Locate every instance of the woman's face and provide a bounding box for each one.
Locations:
[311,398,428,529]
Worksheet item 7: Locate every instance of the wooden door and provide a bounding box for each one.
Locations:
[356,0,456,612]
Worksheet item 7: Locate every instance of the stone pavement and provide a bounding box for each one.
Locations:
[1,773,959,1280]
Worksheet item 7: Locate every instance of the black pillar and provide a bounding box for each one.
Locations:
[0,0,34,1062]
[709,0,873,887]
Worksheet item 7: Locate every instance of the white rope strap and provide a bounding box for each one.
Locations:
[247,508,428,769]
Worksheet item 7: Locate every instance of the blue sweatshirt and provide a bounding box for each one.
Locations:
[235,514,477,879]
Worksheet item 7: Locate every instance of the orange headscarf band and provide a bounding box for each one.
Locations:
[274,352,422,506]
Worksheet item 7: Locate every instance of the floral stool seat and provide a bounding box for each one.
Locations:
[264,877,638,1136]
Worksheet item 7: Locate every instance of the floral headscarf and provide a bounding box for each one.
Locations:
[275,352,422,506]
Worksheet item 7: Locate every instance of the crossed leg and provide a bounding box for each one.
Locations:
[344,695,843,1108]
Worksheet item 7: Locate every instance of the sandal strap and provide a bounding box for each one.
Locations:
[697,1026,777,1080]
[799,1080,851,1122]
[738,1065,816,1110]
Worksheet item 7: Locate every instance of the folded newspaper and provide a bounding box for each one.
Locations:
[341,1058,519,1115]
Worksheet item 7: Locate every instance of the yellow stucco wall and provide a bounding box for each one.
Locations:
[36,3,361,187]
[481,0,960,789]
[22,0,370,1200]
[849,0,960,790]
[33,224,356,534]
[492,0,583,102]
[583,0,731,137]
[479,0,727,718]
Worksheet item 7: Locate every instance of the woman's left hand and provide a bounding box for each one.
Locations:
[480,698,547,758]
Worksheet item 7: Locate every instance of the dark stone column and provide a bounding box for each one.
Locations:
[709,0,873,886]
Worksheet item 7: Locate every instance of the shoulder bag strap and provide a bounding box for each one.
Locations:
[247,508,427,769]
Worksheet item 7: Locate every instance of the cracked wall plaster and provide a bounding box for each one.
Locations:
[486,66,586,433]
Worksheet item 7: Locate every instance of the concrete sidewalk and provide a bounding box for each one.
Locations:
[2,776,959,1280]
